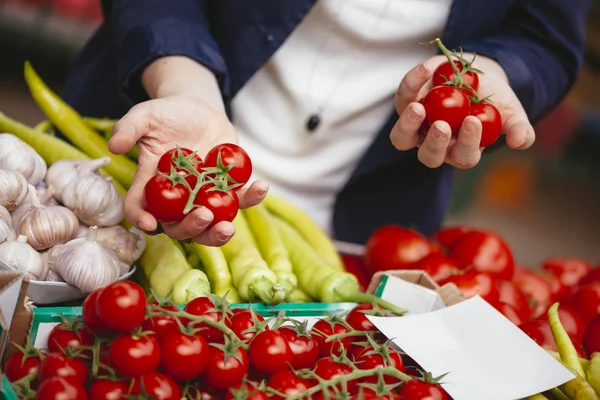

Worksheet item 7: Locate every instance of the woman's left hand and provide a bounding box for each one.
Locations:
[390,54,536,169]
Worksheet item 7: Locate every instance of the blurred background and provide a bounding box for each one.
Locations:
[0,0,599,266]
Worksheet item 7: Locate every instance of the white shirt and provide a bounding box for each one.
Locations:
[231,0,452,235]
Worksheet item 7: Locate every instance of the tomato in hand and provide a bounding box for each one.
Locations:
[36,377,86,400]
[183,296,224,342]
[438,270,499,303]
[267,370,314,400]
[432,60,479,93]
[469,102,502,147]
[422,86,470,134]
[365,225,433,272]
[227,309,266,343]
[311,318,353,357]
[96,281,146,333]
[160,331,209,381]
[542,258,592,289]
[448,230,514,280]
[490,301,524,325]
[415,253,460,282]
[194,185,239,227]
[513,267,553,318]
[89,378,128,400]
[131,372,182,400]
[248,330,293,375]
[109,334,161,378]
[38,353,89,387]
[203,344,249,392]
[157,147,204,187]
[495,280,532,322]
[204,143,253,186]
[354,345,404,383]
[82,289,112,337]
[47,322,93,354]
[278,326,320,369]
[397,379,450,400]
[143,174,190,223]
[3,348,42,382]
[432,226,470,250]
[567,281,600,325]
[583,314,600,356]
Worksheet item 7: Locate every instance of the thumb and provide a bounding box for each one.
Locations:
[108,101,154,155]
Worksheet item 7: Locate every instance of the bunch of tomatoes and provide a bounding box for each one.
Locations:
[419,39,502,148]
[360,224,600,360]
[4,280,450,400]
[143,143,253,225]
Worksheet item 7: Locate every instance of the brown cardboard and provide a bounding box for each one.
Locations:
[6,278,32,360]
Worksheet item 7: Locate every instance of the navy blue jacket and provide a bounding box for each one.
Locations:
[64,0,590,244]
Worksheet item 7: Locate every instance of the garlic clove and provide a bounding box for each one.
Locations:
[96,226,146,265]
[10,184,57,229]
[0,169,28,212]
[0,234,48,279]
[45,269,64,282]
[0,220,10,244]
[0,134,47,185]
[42,244,66,273]
[45,157,111,203]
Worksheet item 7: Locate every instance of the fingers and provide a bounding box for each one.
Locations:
[190,221,236,247]
[390,102,426,151]
[394,62,434,113]
[161,207,215,240]
[108,101,155,155]
[417,121,452,168]
[448,116,483,169]
[237,180,269,209]
[123,161,160,233]
[503,113,535,150]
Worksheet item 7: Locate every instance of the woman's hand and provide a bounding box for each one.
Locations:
[390,54,536,169]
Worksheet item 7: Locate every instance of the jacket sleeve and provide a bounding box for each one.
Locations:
[103,0,228,105]
[461,0,591,123]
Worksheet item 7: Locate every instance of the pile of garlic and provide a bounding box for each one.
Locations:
[0,134,145,293]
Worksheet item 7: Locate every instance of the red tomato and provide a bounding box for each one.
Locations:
[519,320,585,357]
[365,225,433,272]
[3,349,41,382]
[541,271,570,302]
[35,377,86,400]
[432,60,480,93]
[130,372,182,400]
[495,280,532,322]
[311,319,353,357]
[142,312,180,343]
[47,322,93,354]
[143,174,190,223]
[227,309,266,342]
[183,296,224,342]
[38,353,89,387]
[535,304,586,342]
[581,267,600,286]
[354,345,405,384]
[422,86,471,134]
[224,381,269,400]
[415,253,460,282]
[88,378,128,400]
[248,330,293,375]
[351,388,400,399]
[469,102,502,147]
[397,379,450,400]
[267,370,314,400]
[568,282,600,325]
[194,186,239,227]
[490,302,524,325]
[542,258,592,289]
[340,254,370,289]
[448,230,514,280]
[109,334,161,378]
[82,289,112,337]
[160,331,209,381]
[314,357,357,393]
[432,226,470,250]
[513,267,553,318]
[346,304,386,332]
[278,326,320,369]
[157,147,204,188]
[96,281,146,334]
[438,270,500,303]
[204,143,253,186]
[583,314,600,356]
[203,344,249,392]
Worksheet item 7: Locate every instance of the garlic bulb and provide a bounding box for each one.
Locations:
[0,169,28,211]
[42,244,65,272]
[75,224,90,238]
[0,235,48,280]
[18,185,79,250]
[96,226,146,265]
[55,226,121,293]
[0,206,11,243]
[11,185,58,229]
[62,175,124,227]
[45,270,64,282]
[45,157,111,202]
[0,134,47,185]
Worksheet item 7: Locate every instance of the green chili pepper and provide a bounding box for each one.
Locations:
[548,303,587,378]
[587,353,600,396]
[549,387,571,400]
[556,361,599,400]
[286,287,314,303]
[525,394,548,400]
[171,269,211,305]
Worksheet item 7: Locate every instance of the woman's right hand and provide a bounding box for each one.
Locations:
[108,95,269,246]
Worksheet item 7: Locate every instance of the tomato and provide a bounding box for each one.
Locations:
[513,267,553,318]
[143,174,190,223]
[204,143,253,186]
[422,85,470,134]
[130,372,182,400]
[224,381,269,400]
[519,320,585,357]
[542,258,592,289]
[278,326,320,369]
[438,270,499,303]
[203,344,249,391]
[495,280,532,322]
[3,349,41,382]
[535,304,585,342]
[267,370,314,400]
[35,377,86,400]
[432,60,479,93]
[340,254,370,289]
[248,330,293,375]
[415,253,460,282]
[109,334,161,378]
[47,322,93,354]
[583,314,600,356]
[183,296,224,343]
[351,388,400,400]
[469,102,502,147]
[448,230,514,280]
[88,378,128,400]
[226,309,266,343]
[82,289,112,337]
[541,271,570,303]
[581,267,600,286]
[96,281,146,334]
[194,185,239,227]
[432,226,470,250]
[159,331,209,381]
[38,353,89,387]
[346,304,385,332]
[314,357,357,393]
[567,282,600,325]
[354,345,404,383]
[142,312,180,343]
[397,379,450,400]
[311,318,353,357]
[365,225,433,272]
[157,147,204,188]
[490,301,524,325]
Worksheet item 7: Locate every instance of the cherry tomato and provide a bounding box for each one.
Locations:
[415,253,460,282]
[542,258,592,289]
[422,85,470,134]
[469,102,502,147]
[432,226,470,250]
[82,289,112,337]
[96,281,146,334]
[224,381,269,400]
[448,230,514,280]
[314,357,357,393]
[432,60,479,93]
[47,322,93,354]
[203,344,249,392]
[278,326,320,369]
[495,280,532,322]
[204,143,253,186]
[583,314,600,356]
[567,281,600,325]
[226,309,266,343]
[535,304,586,342]
[346,304,386,332]
[141,310,180,343]
[35,377,86,400]
[351,388,400,399]
[109,334,161,378]
[183,296,224,342]
[397,379,450,400]
[88,378,128,400]
[157,147,204,187]
[130,372,182,400]
[438,270,500,303]
[267,370,314,400]
[581,267,600,286]
[311,319,353,357]
[340,254,370,289]
[143,174,190,223]
[541,270,570,302]
[490,301,524,325]
[159,331,209,381]
[3,349,41,382]
[513,267,553,318]
[194,185,239,227]
[365,225,433,272]
[354,345,404,384]
[248,330,293,375]
[519,320,585,357]
[38,353,89,387]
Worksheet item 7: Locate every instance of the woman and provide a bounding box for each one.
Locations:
[64,0,591,246]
